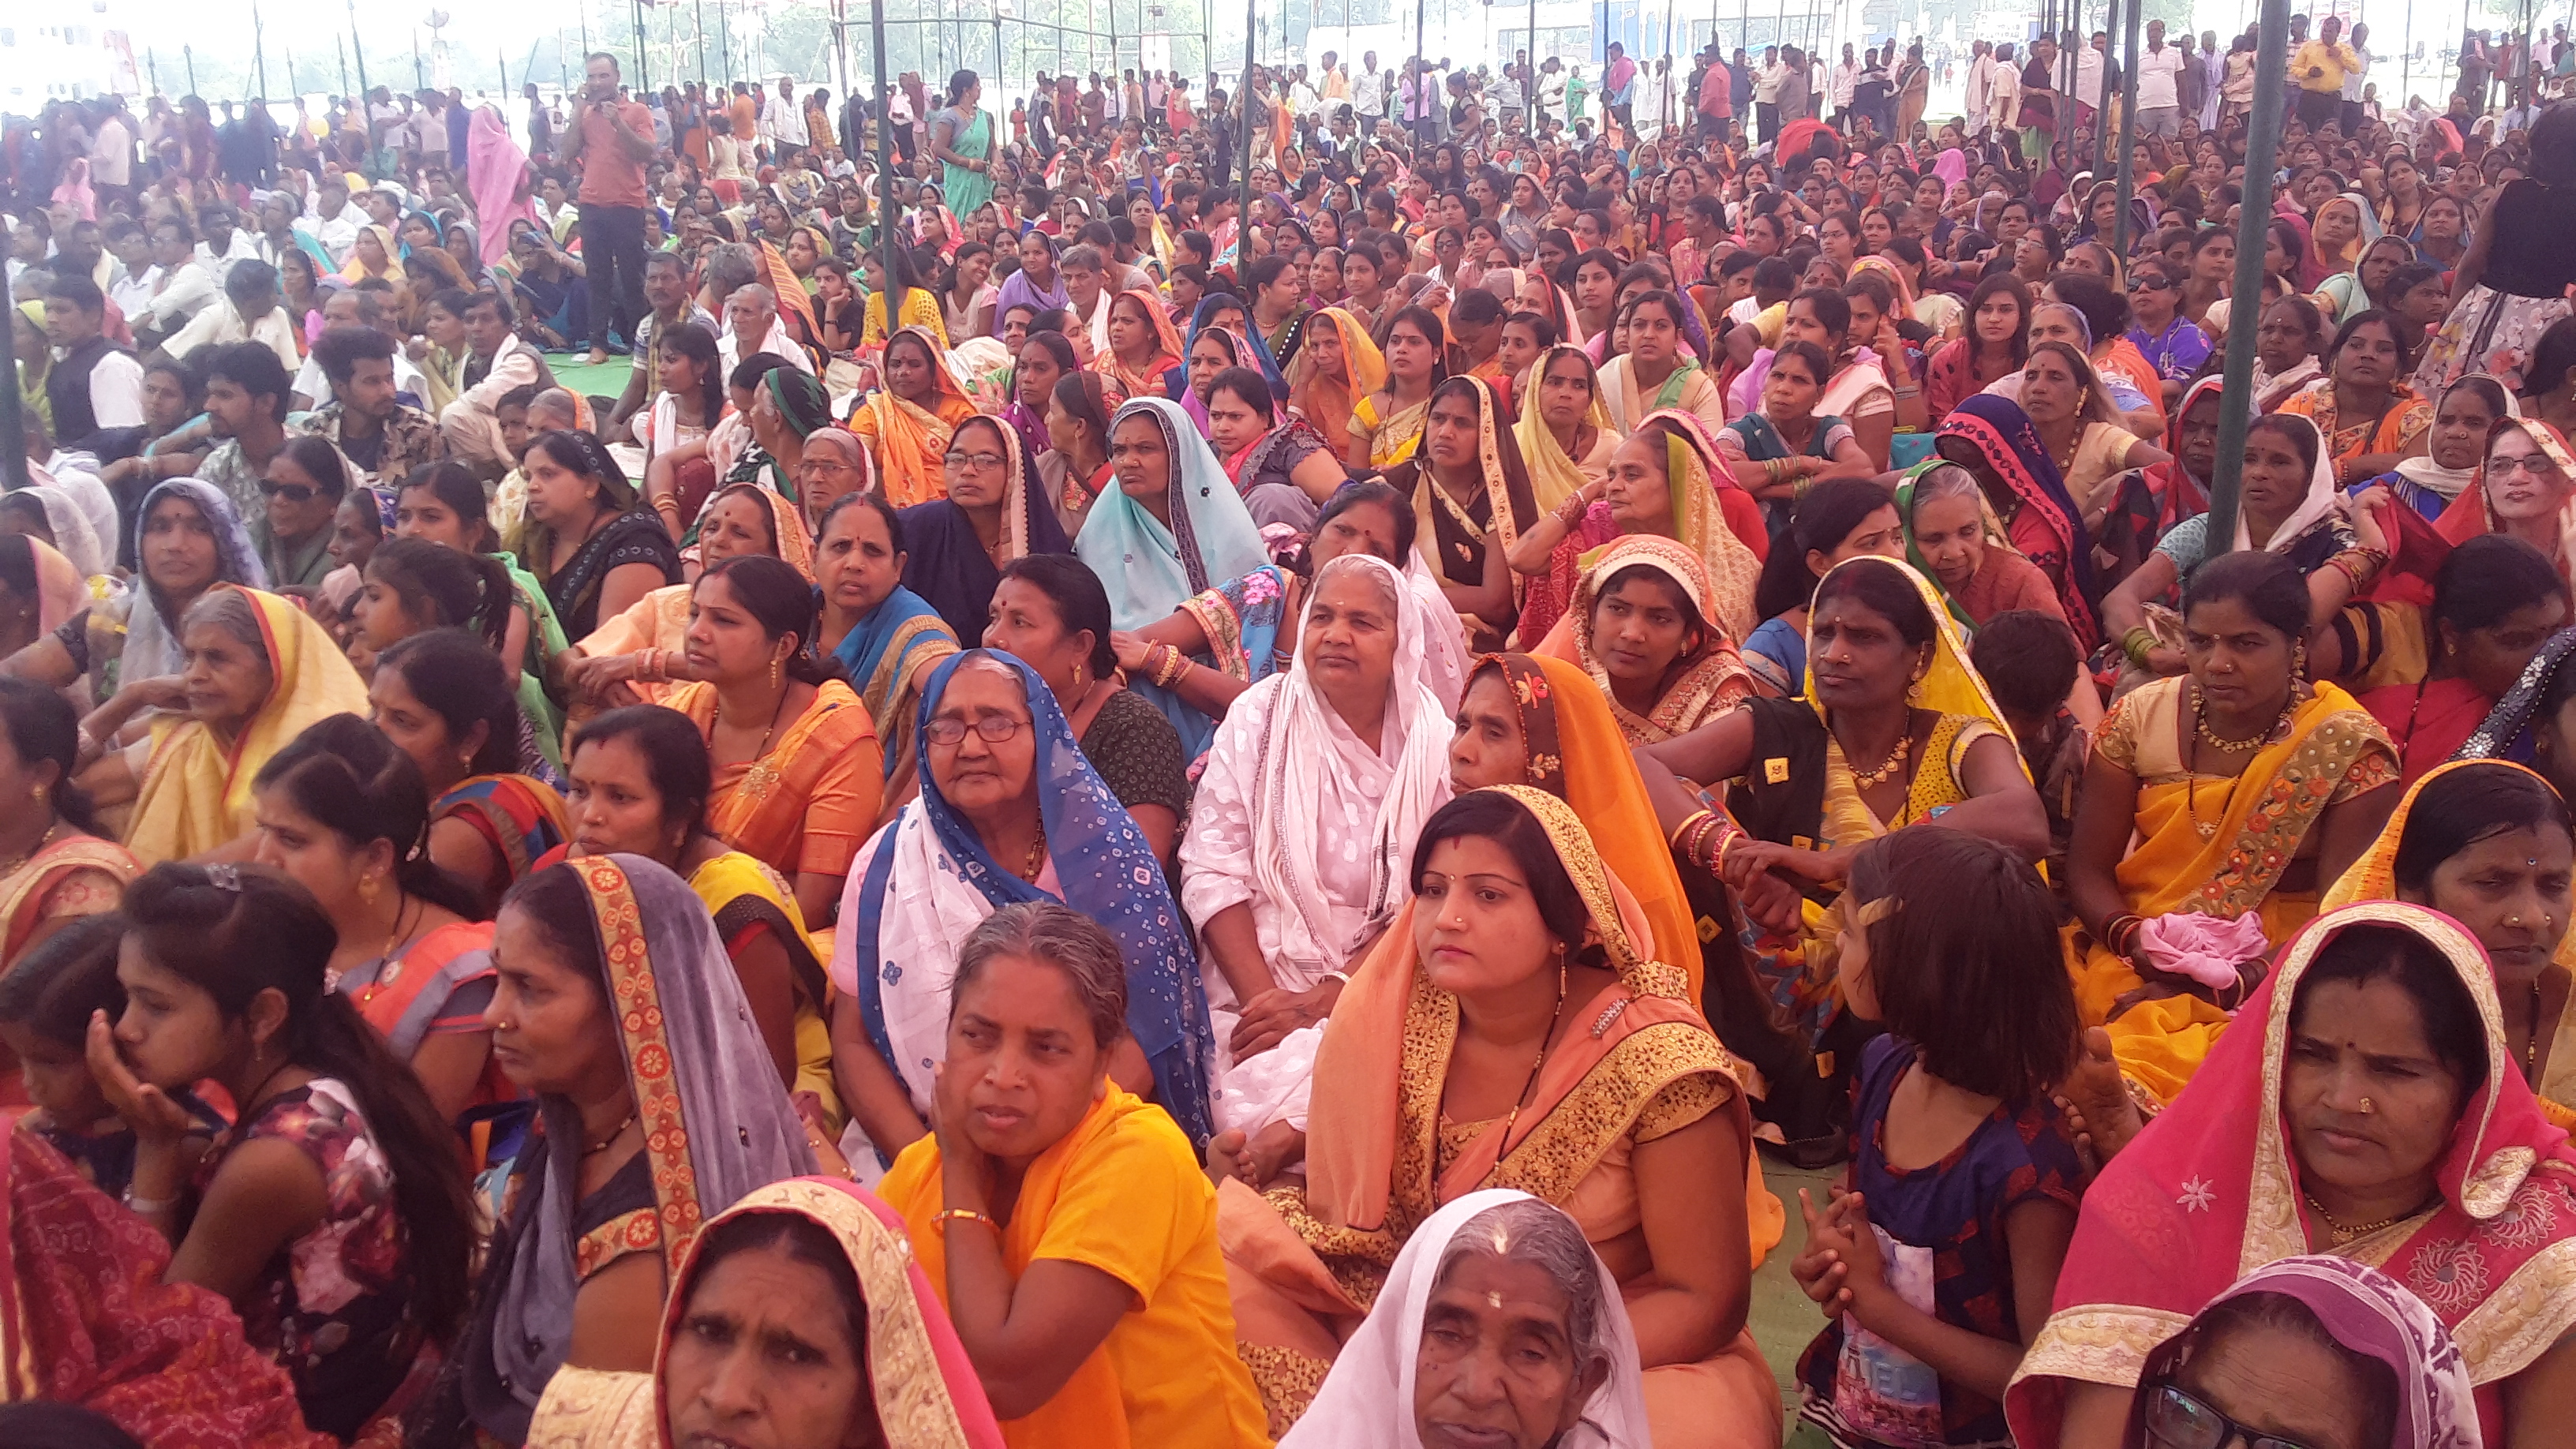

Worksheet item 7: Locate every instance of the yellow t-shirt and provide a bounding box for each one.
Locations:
[2291,39,2358,94]
[881,1091,1271,1449]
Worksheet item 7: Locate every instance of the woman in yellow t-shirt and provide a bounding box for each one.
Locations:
[878,900,1270,1449]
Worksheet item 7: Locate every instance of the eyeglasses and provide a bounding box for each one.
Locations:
[924,714,1031,746]
[256,481,319,503]
[2140,1383,2322,1449]
[943,450,1008,472]
[2129,275,2176,292]
[2488,454,2562,477]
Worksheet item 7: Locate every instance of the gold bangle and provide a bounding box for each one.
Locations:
[934,1208,999,1233]
[1668,807,1717,852]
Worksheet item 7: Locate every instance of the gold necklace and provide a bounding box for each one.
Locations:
[0,822,61,880]
[1017,826,1048,881]
[2192,687,2287,751]
[2302,1189,2419,1246]
[1848,729,1911,789]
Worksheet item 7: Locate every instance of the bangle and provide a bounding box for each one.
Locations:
[2122,627,2157,670]
[1701,814,1747,876]
[125,1190,175,1215]
[1552,491,1589,526]
[1892,384,1920,399]
[2106,913,2145,957]
[934,1208,999,1234]
[1668,808,1717,852]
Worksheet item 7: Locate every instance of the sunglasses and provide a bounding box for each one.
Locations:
[2129,275,2177,292]
[2143,1383,2324,1449]
[257,481,320,504]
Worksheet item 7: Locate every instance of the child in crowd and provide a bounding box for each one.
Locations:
[1968,608,2090,886]
[1791,827,2084,1448]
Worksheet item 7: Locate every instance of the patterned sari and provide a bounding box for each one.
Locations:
[2008,903,2576,1449]
[2064,674,2400,1107]
[665,678,882,885]
[0,833,137,968]
[687,851,842,1132]
[1383,376,1537,645]
[1285,307,1386,463]
[1934,395,2103,650]
[1531,534,1756,745]
[431,775,569,904]
[848,327,979,507]
[1222,787,1784,1447]
[524,1178,1007,1449]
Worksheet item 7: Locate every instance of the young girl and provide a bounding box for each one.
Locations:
[1791,827,2084,1448]
[0,916,218,1199]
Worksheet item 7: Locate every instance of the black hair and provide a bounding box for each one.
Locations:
[223,259,279,307]
[655,321,727,429]
[1753,479,1898,623]
[1450,286,1505,327]
[994,554,1117,677]
[569,705,713,833]
[2046,268,2131,341]
[396,462,500,553]
[1309,480,1417,569]
[2182,548,2311,642]
[1964,272,2034,366]
[1788,286,1851,339]
[1971,610,2082,718]
[727,351,798,391]
[1017,329,1080,378]
[1805,550,1934,646]
[44,274,105,318]
[697,555,848,687]
[365,537,515,651]
[1768,338,1835,387]
[253,715,488,921]
[0,913,125,1046]
[1050,371,1116,451]
[0,676,102,837]
[494,862,607,1000]
[678,1208,870,1370]
[1844,829,2076,1100]
[2391,762,2574,896]
[1206,364,1278,418]
[1593,562,1708,655]
[2292,922,2490,1099]
[374,629,524,780]
[1409,792,1608,972]
[2329,306,2420,376]
[2433,535,2569,640]
[118,863,477,1350]
[201,341,294,423]
[274,435,352,503]
[818,489,907,556]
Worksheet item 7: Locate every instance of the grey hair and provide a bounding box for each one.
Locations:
[704,242,762,297]
[1060,244,1105,273]
[1903,463,1984,522]
[953,900,1130,1050]
[179,586,268,657]
[1436,1199,1613,1375]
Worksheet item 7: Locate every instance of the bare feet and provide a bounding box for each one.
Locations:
[586,347,611,366]
[2055,1026,2147,1176]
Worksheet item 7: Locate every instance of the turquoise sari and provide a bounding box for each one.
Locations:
[831,586,960,777]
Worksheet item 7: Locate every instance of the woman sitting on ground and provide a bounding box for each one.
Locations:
[557,482,812,720]
[897,415,1074,647]
[1204,365,1346,533]
[1537,534,1756,745]
[1738,480,1906,698]
[514,431,683,643]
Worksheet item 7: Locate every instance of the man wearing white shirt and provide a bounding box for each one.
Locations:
[104,223,157,321]
[89,101,134,213]
[193,204,260,286]
[1963,41,1994,137]
[300,174,362,267]
[716,284,816,378]
[2200,31,2226,126]
[1351,52,1387,129]
[440,291,555,477]
[162,260,302,376]
[761,77,801,158]
[140,219,218,341]
[1986,43,2021,144]
[39,276,143,451]
[1832,45,1860,129]
[290,288,429,410]
[1754,47,1788,144]
[2135,21,2185,135]
[2341,23,2372,135]
[2072,34,2108,129]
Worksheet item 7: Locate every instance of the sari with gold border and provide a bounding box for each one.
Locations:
[1222,787,1783,1447]
[2008,902,2576,1449]
[2064,673,2399,1107]
[526,1177,1006,1449]
[1530,534,1757,746]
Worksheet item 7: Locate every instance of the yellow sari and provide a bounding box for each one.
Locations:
[2066,674,2400,1106]
[689,850,843,1132]
[125,587,373,865]
[2321,758,2576,1130]
[1285,307,1385,464]
[1227,786,1783,1447]
[1510,342,1614,514]
[1350,391,1431,471]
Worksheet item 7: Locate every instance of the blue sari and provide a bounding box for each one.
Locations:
[829,586,961,776]
[847,650,1218,1147]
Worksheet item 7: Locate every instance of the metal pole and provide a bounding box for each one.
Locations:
[873,0,904,342]
[1413,0,1428,145]
[835,0,853,102]
[414,28,426,90]
[2206,0,2293,554]
[633,0,650,90]
[1530,0,1541,129]
[696,0,709,82]
[2113,0,2140,255]
[0,266,28,494]
[718,0,732,88]
[1238,0,1256,234]
[336,38,348,96]
[255,0,271,101]
[185,45,197,95]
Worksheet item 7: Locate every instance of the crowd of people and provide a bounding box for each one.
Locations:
[5,17,2576,1449]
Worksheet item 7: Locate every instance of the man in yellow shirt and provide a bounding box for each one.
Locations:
[2291,15,2362,133]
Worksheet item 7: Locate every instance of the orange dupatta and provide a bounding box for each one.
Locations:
[1286,306,1387,462]
[850,326,978,507]
[1088,287,1185,401]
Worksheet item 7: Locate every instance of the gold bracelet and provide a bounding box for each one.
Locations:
[934,1208,999,1233]
[1668,807,1717,852]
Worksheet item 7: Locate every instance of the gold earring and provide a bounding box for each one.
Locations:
[30,785,43,807]
[770,654,783,690]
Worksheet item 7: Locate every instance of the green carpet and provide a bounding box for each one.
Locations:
[545,354,636,401]
[1752,1159,1835,1416]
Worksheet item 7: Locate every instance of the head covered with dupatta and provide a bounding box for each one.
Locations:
[124,477,271,683]
[1803,553,2018,747]
[1278,1188,1650,1449]
[2005,900,2576,1443]
[524,1176,1011,1449]
[1552,534,1757,745]
[1631,410,1765,642]
[1933,394,2101,649]
[1511,342,1611,516]
[1073,394,1273,631]
[1287,306,1388,462]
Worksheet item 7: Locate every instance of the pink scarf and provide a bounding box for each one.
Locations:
[466,107,536,267]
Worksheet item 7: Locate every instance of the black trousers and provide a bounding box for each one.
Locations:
[578,203,649,354]
[1757,101,1780,142]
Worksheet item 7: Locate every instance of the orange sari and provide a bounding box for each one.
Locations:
[1088,287,1185,401]
[667,679,884,880]
[847,326,979,507]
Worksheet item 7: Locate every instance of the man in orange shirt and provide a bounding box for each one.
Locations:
[560,52,656,365]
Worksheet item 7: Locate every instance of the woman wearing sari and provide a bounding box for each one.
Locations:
[930,72,996,221]
[89,586,370,865]
[1511,343,1619,508]
[2342,537,2570,781]
[1181,552,1456,1076]
[369,630,569,906]
[1934,395,2106,650]
[829,650,1219,1163]
[2423,416,2576,590]
[1709,339,1881,543]
[1636,556,2046,1054]
[339,224,402,284]
[515,430,683,642]
[0,680,137,972]
[1279,1190,1651,1449]
[391,462,573,748]
[1215,787,1782,1448]
[661,556,881,927]
[2320,760,2576,1134]
[468,106,537,269]
[1380,375,1531,650]
[1286,306,1386,468]
[3,478,265,710]
[2063,549,2402,1113]
[1204,365,1345,532]
[1895,461,2068,630]
[2276,310,2434,488]
[1535,536,1757,747]
[898,415,1073,646]
[1073,395,1273,758]
[1091,286,1187,403]
[818,494,959,811]
[849,326,979,507]
[1739,481,1908,700]
[560,706,841,1137]
[1599,290,1727,434]
[2007,902,2576,1449]
[526,1174,1008,1449]
[1347,306,1447,475]
[436,855,818,1447]
[561,483,813,712]
[2358,373,2514,519]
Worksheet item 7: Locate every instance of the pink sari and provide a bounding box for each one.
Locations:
[2008,901,2576,1449]
[466,107,537,267]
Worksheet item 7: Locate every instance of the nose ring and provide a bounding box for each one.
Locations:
[2360,1096,2375,1114]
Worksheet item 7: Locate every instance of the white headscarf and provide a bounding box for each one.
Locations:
[1280,1189,1650,1449]
[2240,412,2347,555]
[1249,551,1454,986]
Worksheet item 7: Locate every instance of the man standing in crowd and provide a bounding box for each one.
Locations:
[2294,15,2362,133]
[2135,21,2185,137]
[560,51,655,369]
